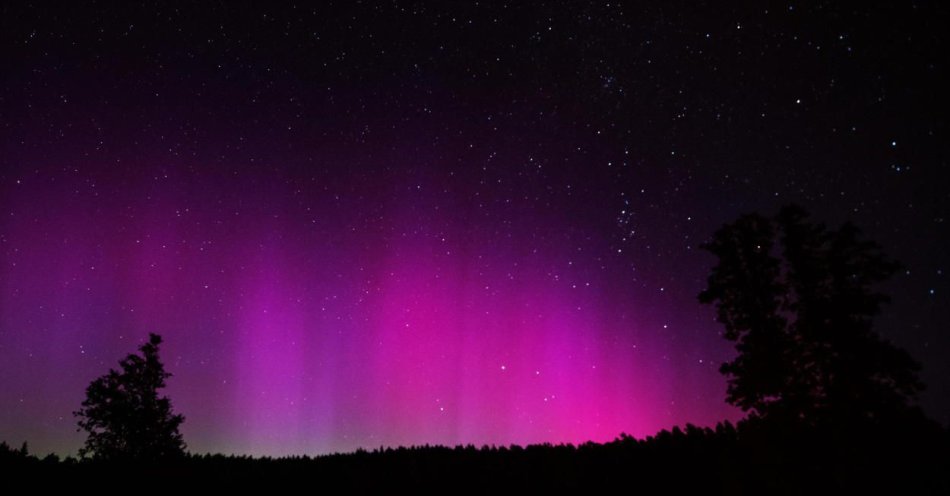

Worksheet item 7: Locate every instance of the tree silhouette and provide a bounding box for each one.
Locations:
[74,333,186,461]
[699,205,924,425]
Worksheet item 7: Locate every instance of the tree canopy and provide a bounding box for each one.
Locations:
[74,333,186,461]
[699,205,923,425]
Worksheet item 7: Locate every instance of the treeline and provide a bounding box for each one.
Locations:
[3,417,947,493]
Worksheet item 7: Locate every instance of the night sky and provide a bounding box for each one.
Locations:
[1,3,946,457]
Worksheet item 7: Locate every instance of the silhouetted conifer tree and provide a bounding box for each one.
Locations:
[74,333,185,461]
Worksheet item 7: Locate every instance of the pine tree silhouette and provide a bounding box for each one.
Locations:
[74,333,186,461]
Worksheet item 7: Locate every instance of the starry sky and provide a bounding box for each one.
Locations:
[0,2,946,457]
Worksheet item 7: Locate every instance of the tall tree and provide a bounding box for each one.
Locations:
[699,205,923,425]
[74,333,186,461]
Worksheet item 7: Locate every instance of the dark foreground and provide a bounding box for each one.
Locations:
[4,418,947,494]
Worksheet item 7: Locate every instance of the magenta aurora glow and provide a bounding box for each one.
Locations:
[0,134,738,455]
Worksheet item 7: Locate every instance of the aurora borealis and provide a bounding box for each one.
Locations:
[1,3,946,457]
[0,114,738,455]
